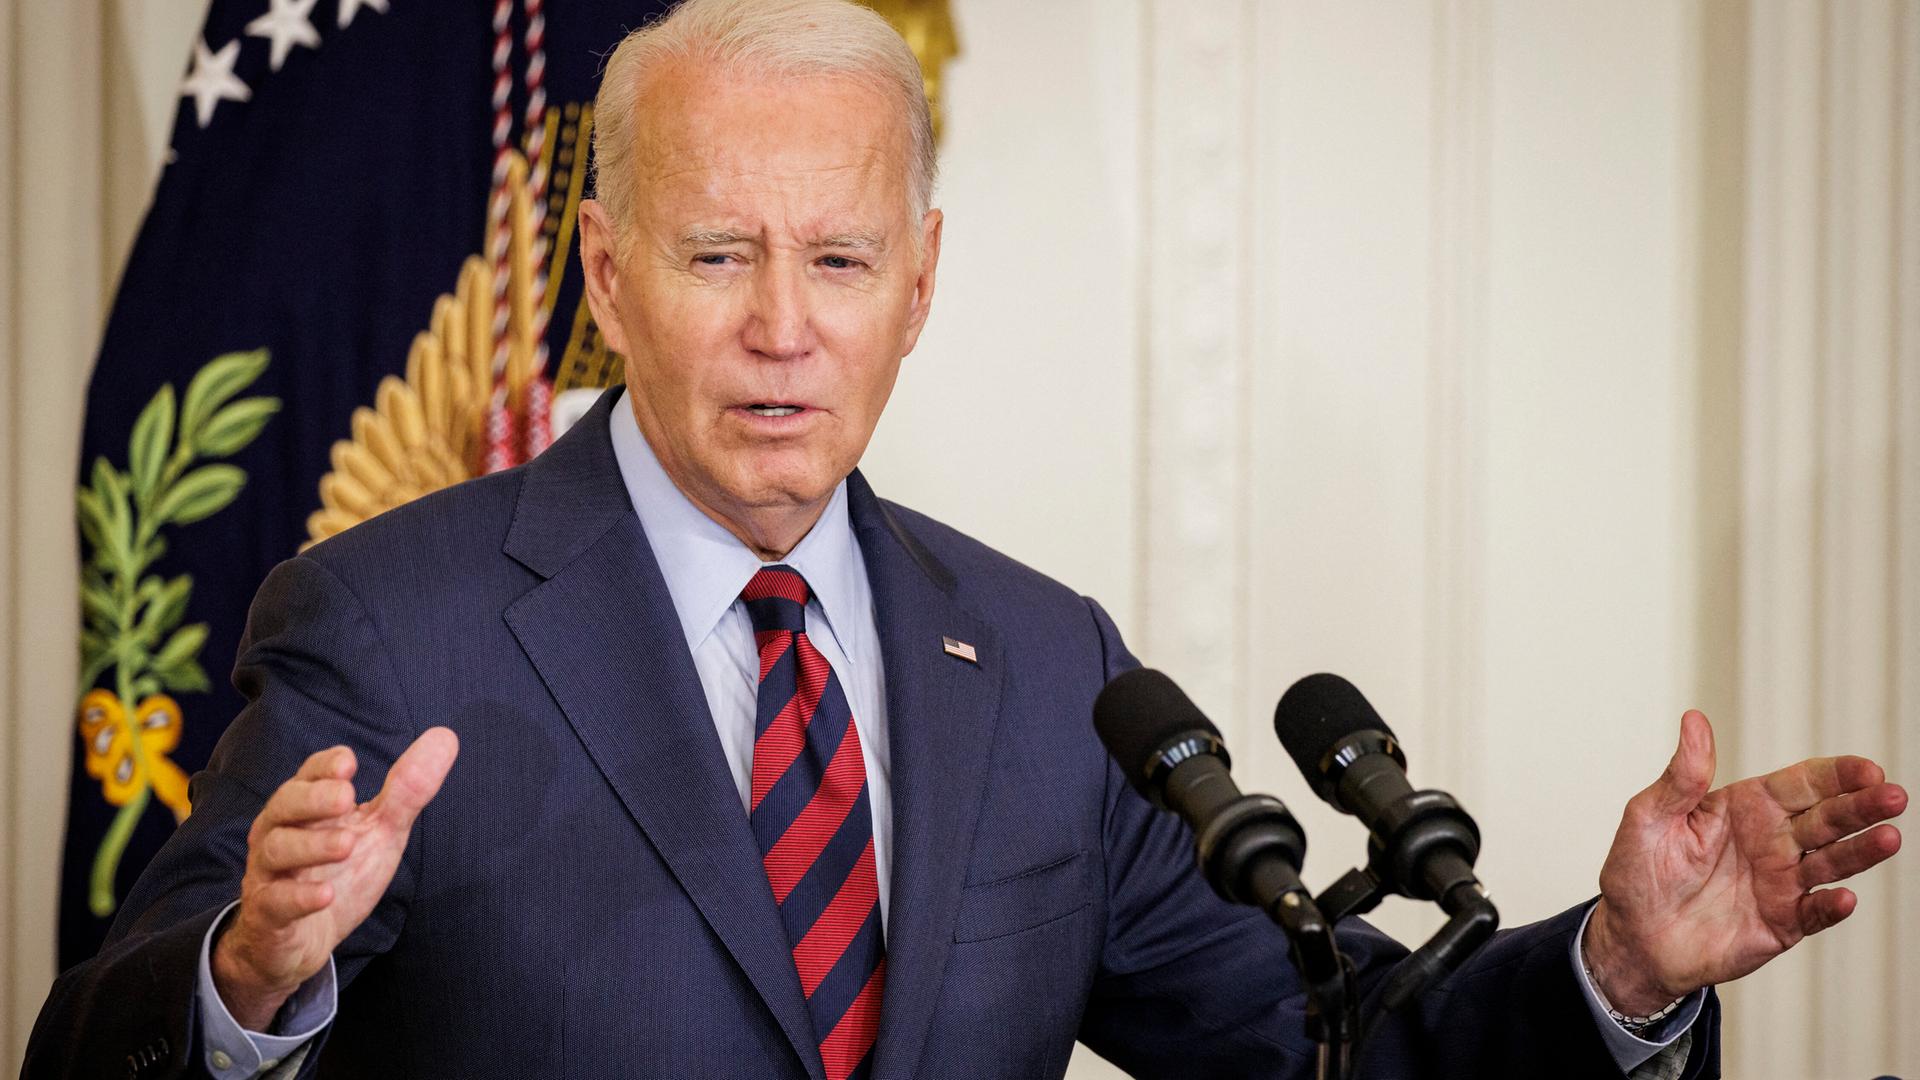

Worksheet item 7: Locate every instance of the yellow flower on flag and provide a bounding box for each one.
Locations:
[74,350,276,916]
[77,689,192,823]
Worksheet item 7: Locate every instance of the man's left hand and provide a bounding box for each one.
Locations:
[1583,709,1907,1016]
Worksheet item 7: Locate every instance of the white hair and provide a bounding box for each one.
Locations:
[591,0,937,244]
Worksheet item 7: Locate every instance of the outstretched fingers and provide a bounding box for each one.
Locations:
[1798,823,1904,889]
[1790,782,1909,851]
[1793,780,1905,927]
[1797,887,1857,936]
[1765,755,1889,813]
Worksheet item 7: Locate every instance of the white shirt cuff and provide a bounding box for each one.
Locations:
[195,900,337,1078]
[1570,903,1706,1073]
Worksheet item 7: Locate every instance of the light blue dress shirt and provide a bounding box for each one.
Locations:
[604,390,893,931]
[194,390,1696,1076]
[1571,904,1704,1070]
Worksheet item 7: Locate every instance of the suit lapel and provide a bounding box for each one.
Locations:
[500,392,824,1079]
[848,476,1007,1079]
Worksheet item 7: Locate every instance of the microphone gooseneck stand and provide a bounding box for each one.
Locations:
[1163,737,1356,1080]
[1270,674,1504,1076]
[1307,739,1501,1073]
[1190,786,1355,1080]
[1269,887,1355,1080]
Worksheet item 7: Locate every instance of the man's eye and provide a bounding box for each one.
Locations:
[695,254,734,266]
[820,255,862,270]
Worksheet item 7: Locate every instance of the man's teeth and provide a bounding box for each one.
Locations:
[747,405,801,417]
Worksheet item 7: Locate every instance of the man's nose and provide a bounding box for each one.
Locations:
[742,261,814,362]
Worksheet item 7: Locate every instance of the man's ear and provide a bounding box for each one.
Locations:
[576,199,631,356]
[899,208,943,357]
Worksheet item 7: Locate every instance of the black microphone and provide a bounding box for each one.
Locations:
[1094,668,1314,914]
[1274,673,1497,1016]
[1274,673,1484,907]
[1096,668,1353,1075]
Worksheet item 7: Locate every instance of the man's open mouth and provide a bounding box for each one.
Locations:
[744,404,804,417]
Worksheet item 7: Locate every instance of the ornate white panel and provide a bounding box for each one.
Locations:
[1137,0,1254,732]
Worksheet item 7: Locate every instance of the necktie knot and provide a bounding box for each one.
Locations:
[743,565,811,634]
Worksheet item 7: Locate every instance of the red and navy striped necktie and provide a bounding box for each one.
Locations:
[742,566,885,1080]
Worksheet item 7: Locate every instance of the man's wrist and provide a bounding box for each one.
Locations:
[210,912,299,1032]
[1582,898,1693,1017]
[1582,956,1689,1036]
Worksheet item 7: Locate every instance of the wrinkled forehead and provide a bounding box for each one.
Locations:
[627,62,914,234]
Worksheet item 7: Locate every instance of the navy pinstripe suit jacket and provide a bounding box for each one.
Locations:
[29,390,1718,1078]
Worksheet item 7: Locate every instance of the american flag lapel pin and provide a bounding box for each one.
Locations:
[941,635,979,664]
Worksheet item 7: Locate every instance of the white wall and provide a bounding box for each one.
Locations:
[4,2,1914,1078]
[900,3,1916,1077]
[860,0,1143,631]
[887,4,1712,1068]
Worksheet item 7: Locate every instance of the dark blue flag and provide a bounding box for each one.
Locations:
[61,0,671,968]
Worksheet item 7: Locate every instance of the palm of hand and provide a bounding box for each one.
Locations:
[261,796,417,978]
[220,728,459,1012]
[1592,711,1905,1007]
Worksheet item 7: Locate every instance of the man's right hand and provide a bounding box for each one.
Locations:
[211,727,459,1031]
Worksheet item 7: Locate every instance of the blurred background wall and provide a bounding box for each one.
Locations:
[2,1,1913,1077]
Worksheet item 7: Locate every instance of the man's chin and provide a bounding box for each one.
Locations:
[711,466,841,516]
[731,482,838,515]
[717,450,847,502]
[690,472,845,559]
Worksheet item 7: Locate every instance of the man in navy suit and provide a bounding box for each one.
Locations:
[28,0,1908,1076]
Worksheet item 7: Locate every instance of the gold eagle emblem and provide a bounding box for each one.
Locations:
[304,151,545,547]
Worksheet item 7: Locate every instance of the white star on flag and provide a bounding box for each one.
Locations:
[337,0,390,30]
[180,38,251,129]
[246,0,322,73]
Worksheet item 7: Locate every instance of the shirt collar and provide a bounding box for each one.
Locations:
[607,389,865,658]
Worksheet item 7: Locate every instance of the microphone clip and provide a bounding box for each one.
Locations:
[1312,786,1501,1018]
[1363,787,1482,904]
[1191,793,1305,908]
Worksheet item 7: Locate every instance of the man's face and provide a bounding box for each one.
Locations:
[580,62,941,547]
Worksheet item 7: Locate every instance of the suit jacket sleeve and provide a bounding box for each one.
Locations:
[1070,597,1722,1080]
[25,554,425,1080]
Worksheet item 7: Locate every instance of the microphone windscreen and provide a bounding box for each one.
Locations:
[1093,668,1220,799]
[1272,673,1393,789]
